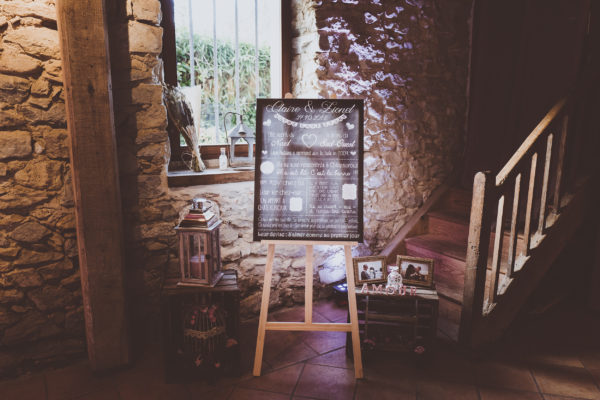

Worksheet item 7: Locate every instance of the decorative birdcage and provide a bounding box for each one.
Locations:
[182,304,227,365]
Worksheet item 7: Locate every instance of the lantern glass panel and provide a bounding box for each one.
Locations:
[188,234,203,279]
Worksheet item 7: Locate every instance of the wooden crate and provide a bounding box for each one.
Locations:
[161,270,241,383]
[346,287,438,355]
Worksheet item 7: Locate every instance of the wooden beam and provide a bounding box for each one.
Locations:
[56,0,130,370]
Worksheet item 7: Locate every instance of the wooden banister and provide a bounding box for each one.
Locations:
[523,153,538,255]
[461,96,582,348]
[538,133,554,233]
[488,193,506,307]
[459,171,494,345]
[506,173,522,278]
[496,98,566,186]
[552,115,569,214]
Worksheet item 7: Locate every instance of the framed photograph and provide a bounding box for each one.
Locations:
[396,255,435,288]
[353,256,387,285]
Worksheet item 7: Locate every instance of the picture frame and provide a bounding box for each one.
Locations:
[396,255,435,289]
[353,256,387,285]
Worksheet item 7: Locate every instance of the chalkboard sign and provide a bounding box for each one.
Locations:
[253,98,364,242]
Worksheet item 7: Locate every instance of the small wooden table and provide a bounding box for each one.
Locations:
[347,287,439,355]
[161,270,241,382]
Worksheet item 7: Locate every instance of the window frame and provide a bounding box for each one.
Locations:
[160,0,292,185]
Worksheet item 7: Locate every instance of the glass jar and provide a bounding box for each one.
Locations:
[386,266,402,291]
[219,148,228,170]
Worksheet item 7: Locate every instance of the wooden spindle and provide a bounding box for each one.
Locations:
[507,173,522,277]
[538,133,553,233]
[460,171,494,346]
[552,114,568,214]
[523,153,538,255]
[488,194,506,306]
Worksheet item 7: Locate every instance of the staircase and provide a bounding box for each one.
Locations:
[381,97,595,348]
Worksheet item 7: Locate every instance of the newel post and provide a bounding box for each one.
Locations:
[459,171,494,347]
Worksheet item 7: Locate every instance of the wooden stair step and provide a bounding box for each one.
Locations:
[434,187,472,217]
[427,210,470,244]
[405,234,467,261]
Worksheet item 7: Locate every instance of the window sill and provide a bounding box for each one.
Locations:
[167,167,254,187]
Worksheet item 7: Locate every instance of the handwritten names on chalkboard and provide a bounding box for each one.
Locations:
[253,99,364,242]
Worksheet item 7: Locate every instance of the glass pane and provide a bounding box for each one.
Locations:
[174,0,275,145]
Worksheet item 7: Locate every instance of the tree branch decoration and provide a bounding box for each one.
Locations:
[163,84,206,172]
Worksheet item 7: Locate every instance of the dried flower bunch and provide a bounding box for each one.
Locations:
[163,84,206,172]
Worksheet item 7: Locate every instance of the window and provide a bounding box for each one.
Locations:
[161,0,292,183]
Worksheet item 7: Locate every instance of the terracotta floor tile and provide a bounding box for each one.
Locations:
[0,373,46,400]
[362,355,419,393]
[474,360,539,392]
[294,364,355,399]
[478,387,542,400]
[424,347,476,384]
[544,396,590,400]
[229,387,289,400]
[301,331,346,354]
[307,348,354,369]
[355,379,416,400]
[187,384,233,400]
[532,365,600,399]
[580,351,600,371]
[45,362,116,400]
[270,306,307,322]
[75,387,121,400]
[416,380,479,400]
[239,363,303,394]
[264,340,318,370]
[313,301,348,322]
[118,380,190,400]
[528,349,585,368]
[262,331,305,362]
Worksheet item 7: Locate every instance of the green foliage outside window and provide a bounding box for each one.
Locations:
[176,33,271,144]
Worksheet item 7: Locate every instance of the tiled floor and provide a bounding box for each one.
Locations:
[2,298,600,400]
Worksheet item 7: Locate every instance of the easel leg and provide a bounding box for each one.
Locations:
[253,243,275,376]
[305,245,313,323]
[344,245,364,378]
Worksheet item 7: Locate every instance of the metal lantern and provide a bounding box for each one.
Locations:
[176,198,223,287]
[224,111,255,167]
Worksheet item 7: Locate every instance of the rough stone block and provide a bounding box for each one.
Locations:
[2,311,60,345]
[0,131,31,160]
[0,74,31,105]
[27,286,73,311]
[13,249,63,267]
[5,268,43,288]
[2,1,57,22]
[14,159,63,190]
[31,78,51,96]
[131,83,163,105]
[0,45,41,75]
[128,21,162,54]
[131,0,162,25]
[9,220,51,243]
[43,129,69,159]
[4,26,60,60]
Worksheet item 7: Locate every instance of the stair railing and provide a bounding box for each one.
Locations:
[460,98,569,346]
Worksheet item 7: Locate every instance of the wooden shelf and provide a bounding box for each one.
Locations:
[167,168,254,187]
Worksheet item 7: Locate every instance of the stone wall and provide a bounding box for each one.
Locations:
[0,0,471,377]
[310,0,472,250]
[0,0,85,377]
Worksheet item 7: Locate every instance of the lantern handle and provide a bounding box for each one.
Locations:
[223,111,244,134]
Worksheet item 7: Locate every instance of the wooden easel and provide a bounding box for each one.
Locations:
[253,240,364,379]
